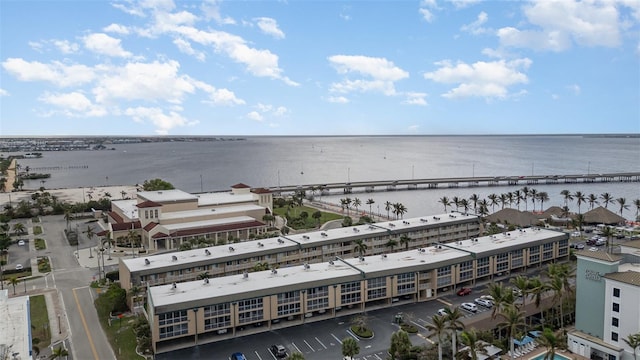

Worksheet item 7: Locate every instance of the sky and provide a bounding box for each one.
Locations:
[1,0,639,136]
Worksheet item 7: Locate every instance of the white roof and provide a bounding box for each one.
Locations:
[444,227,562,255]
[149,260,362,308]
[196,192,256,206]
[0,290,30,360]
[162,216,259,232]
[138,189,198,203]
[342,246,470,274]
[111,199,138,220]
[161,204,264,221]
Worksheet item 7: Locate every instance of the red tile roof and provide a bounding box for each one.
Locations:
[251,187,271,194]
[152,232,168,239]
[231,183,250,189]
[108,211,124,223]
[168,220,265,237]
[144,222,158,231]
[112,221,141,231]
[137,200,162,208]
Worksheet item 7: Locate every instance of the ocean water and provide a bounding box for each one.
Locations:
[14,135,640,220]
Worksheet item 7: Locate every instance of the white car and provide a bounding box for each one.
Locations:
[18,240,25,246]
[480,295,494,302]
[474,298,493,308]
[589,247,598,252]
[15,264,23,270]
[461,302,478,312]
[436,308,447,316]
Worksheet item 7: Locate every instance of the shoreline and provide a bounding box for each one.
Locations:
[0,184,139,208]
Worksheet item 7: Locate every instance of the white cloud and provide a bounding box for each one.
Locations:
[28,41,44,52]
[403,92,428,106]
[247,111,263,122]
[567,84,581,95]
[274,106,288,116]
[497,0,624,51]
[2,58,95,87]
[125,106,196,135]
[207,88,245,106]
[424,58,532,99]
[0,88,9,96]
[111,1,147,17]
[201,0,236,25]
[461,11,489,35]
[83,33,132,58]
[39,91,107,117]
[328,55,409,97]
[103,23,131,35]
[408,124,421,131]
[448,0,481,9]
[255,17,285,39]
[419,8,435,23]
[327,96,350,103]
[173,38,206,61]
[419,0,440,22]
[53,40,79,54]
[92,60,196,104]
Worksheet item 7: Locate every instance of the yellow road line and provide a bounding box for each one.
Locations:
[72,288,100,360]
[436,298,452,306]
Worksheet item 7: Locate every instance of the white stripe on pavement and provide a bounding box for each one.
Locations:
[316,337,327,349]
[331,333,343,344]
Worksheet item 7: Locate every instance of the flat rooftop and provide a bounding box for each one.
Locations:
[444,227,565,255]
[124,213,478,273]
[112,199,138,220]
[0,290,30,360]
[163,216,259,232]
[161,204,265,221]
[138,189,198,203]
[195,192,256,206]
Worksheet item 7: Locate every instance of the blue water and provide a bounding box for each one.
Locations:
[13,135,640,220]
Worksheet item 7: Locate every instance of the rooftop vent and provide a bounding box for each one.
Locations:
[420,248,426,253]
[258,242,264,247]
[329,260,335,265]
[172,282,177,289]
[437,245,442,249]
[321,232,328,237]
[205,249,211,256]
[381,254,387,259]
[229,246,235,252]
[243,271,248,279]
[303,235,310,239]
[420,218,428,223]
[171,255,178,262]
[278,238,285,244]
[474,238,478,242]
[204,278,209,284]
[271,269,278,275]
[144,258,150,265]
[359,256,365,262]
[353,228,359,233]
[389,223,395,227]
[458,241,463,245]
[303,263,310,270]
[403,221,410,225]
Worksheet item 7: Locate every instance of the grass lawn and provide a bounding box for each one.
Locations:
[32,217,40,223]
[33,226,43,235]
[29,295,51,348]
[273,205,344,230]
[100,315,140,360]
[35,238,46,250]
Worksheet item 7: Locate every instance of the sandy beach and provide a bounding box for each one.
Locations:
[0,184,139,208]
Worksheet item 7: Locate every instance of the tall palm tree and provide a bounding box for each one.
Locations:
[547,276,565,328]
[499,193,508,210]
[487,194,499,212]
[527,276,546,309]
[509,275,529,310]
[537,328,563,360]
[529,188,538,212]
[622,333,640,360]
[537,191,549,212]
[385,239,398,252]
[12,223,26,237]
[366,198,375,216]
[521,187,530,211]
[617,197,629,217]
[9,277,19,295]
[487,282,515,319]
[452,197,461,212]
[342,337,360,359]
[513,190,522,211]
[506,192,515,208]
[426,314,448,360]
[602,226,616,253]
[561,190,573,208]
[574,191,586,214]
[395,203,407,219]
[600,192,613,209]
[587,193,599,210]
[352,198,362,213]
[439,196,451,213]
[63,207,73,232]
[469,194,480,214]
[385,201,392,219]
[398,234,411,251]
[497,305,526,360]
[634,199,640,221]
[445,307,465,359]
[458,329,488,360]
[353,239,368,257]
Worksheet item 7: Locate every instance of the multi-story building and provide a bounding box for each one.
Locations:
[146,227,568,353]
[119,213,482,290]
[568,244,640,360]
[107,184,273,252]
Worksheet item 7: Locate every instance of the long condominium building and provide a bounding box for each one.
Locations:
[147,226,569,353]
[119,213,481,290]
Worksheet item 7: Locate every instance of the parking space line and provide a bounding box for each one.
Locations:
[254,350,263,360]
[303,340,315,352]
[331,333,343,344]
[437,298,453,306]
[410,320,428,331]
[291,342,303,354]
[316,337,327,349]
[346,329,360,341]
[374,354,383,360]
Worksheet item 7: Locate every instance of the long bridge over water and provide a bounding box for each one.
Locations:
[270,172,640,195]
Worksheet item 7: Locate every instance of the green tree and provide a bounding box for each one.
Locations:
[262,214,275,227]
[385,239,398,252]
[617,197,629,217]
[342,337,360,359]
[439,196,451,213]
[142,178,175,191]
[288,352,305,360]
[602,226,615,253]
[312,211,322,227]
[600,192,613,209]
[445,307,465,359]
[426,314,448,360]
[561,190,573,208]
[12,223,26,236]
[622,333,640,360]
[509,275,529,310]
[399,234,412,251]
[537,328,564,360]
[469,194,480,214]
[497,305,526,360]
[49,346,69,359]
[574,191,586,214]
[366,198,375,216]
[353,239,367,257]
[9,276,19,295]
[458,329,488,360]
[389,330,412,360]
[385,201,392,219]
[537,191,550,211]
[352,198,362,213]
[587,193,599,210]
[487,282,514,319]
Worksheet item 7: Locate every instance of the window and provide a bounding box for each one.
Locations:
[611,332,618,342]
[613,288,620,297]
[612,317,619,327]
[612,303,619,312]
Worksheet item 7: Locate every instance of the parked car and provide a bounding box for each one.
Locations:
[231,353,247,360]
[270,344,287,358]
[474,298,493,308]
[589,247,598,252]
[15,264,23,270]
[457,287,472,296]
[480,295,494,302]
[461,302,478,312]
[436,308,447,316]
[595,238,606,246]
[575,243,585,250]
[18,240,25,246]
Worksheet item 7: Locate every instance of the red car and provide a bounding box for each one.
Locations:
[457,288,472,296]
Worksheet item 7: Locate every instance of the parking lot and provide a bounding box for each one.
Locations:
[156,284,500,360]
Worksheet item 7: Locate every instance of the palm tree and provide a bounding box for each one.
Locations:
[622,333,640,360]
[487,282,515,319]
[439,196,451,213]
[547,276,565,328]
[537,328,563,360]
[385,201,392,219]
[587,193,599,210]
[84,225,95,245]
[617,197,629,217]
[527,276,546,309]
[513,190,522,211]
[487,194,499,212]
[499,193,508,210]
[469,194,480,214]
[63,207,73,232]
[342,337,360,359]
[399,234,411,251]
[426,314,448,360]
[12,223,26,237]
[509,275,529,310]
[602,226,615,253]
[445,307,465,359]
[458,329,488,360]
[9,277,19,295]
[600,192,613,209]
[459,199,470,214]
[389,330,412,360]
[506,192,515,208]
[634,199,640,221]
[521,187,530,211]
[352,198,362,213]
[537,191,549,212]
[497,305,526,360]
[49,346,69,359]
[393,203,407,219]
[288,352,305,360]
[574,191,586,214]
[561,190,573,208]
[353,239,368,257]
[452,197,461,212]
[529,188,538,212]
[366,198,375,216]
[385,239,398,252]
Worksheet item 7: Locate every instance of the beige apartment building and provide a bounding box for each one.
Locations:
[147,227,569,353]
[107,184,273,252]
[119,213,482,290]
